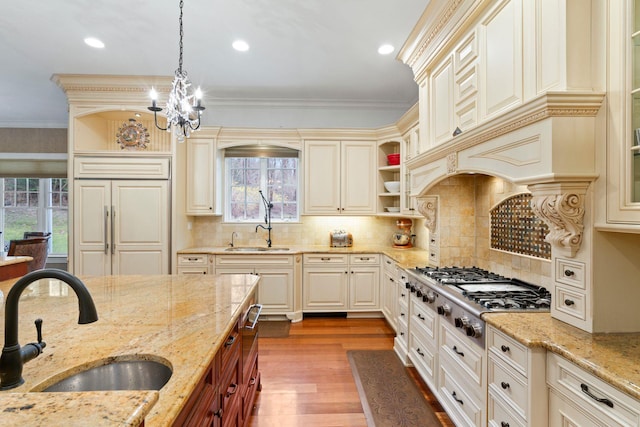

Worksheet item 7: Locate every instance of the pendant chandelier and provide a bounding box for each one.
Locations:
[148,0,205,142]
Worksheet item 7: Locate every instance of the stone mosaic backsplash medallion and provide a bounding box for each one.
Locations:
[490,193,551,259]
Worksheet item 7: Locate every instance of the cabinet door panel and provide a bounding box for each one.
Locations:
[73,180,111,275]
[349,267,380,310]
[112,181,169,274]
[256,269,294,312]
[304,141,341,214]
[303,268,348,310]
[341,141,376,214]
[186,138,215,215]
[431,58,454,145]
[481,0,523,118]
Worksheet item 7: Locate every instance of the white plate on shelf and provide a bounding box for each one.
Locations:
[385,207,400,212]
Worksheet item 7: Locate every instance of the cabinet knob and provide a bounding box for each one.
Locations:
[564,299,575,306]
[501,381,510,390]
[564,269,575,277]
[500,345,510,353]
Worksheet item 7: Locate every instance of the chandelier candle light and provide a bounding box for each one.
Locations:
[148,0,205,142]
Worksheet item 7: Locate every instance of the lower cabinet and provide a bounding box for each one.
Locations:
[215,254,300,321]
[302,253,380,312]
[547,352,640,427]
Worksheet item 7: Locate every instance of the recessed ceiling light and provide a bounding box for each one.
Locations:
[84,37,105,49]
[378,44,394,55]
[232,40,250,52]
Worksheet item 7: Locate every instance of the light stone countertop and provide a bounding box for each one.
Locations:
[179,244,431,270]
[483,312,640,400]
[0,273,260,426]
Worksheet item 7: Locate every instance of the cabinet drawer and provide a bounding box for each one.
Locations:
[440,321,484,389]
[396,316,409,346]
[439,362,484,427]
[547,353,640,426]
[554,286,587,320]
[409,327,437,384]
[397,282,410,306]
[487,327,528,376]
[488,357,527,419]
[488,392,526,427]
[303,253,348,265]
[555,258,586,289]
[178,254,209,266]
[220,321,240,372]
[382,256,397,274]
[349,254,379,265]
[177,267,209,275]
[410,296,437,346]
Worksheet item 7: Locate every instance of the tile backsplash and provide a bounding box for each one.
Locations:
[191,215,430,249]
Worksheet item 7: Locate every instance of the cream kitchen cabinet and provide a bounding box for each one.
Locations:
[215,254,300,321]
[381,256,399,330]
[487,326,547,427]
[302,253,380,312]
[72,157,170,276]
[303,140,376,215]
[185,137,216,215]
[177,253,214,275]
[547,352,640,427]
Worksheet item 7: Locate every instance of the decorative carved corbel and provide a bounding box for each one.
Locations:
[417,196,438,234]
[446,152,457,174]
[528,183,588,258]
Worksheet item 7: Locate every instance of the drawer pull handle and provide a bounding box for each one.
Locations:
[224,335,236,347]
[564,299,575,306]
[452,391,464,405]
[501,345,510,352]
[359,257,370,261]
[400,332,404,336]
[226,383,238,397]
[501,422,510,427]
[249,377,257,386]
[187,257,199,261]
[452,346,464,357]
[416,348,425,357]
[401,293,406,297]
[501,381,510,390]
[581,383,614,408]
[417,313,425,321]
[389,277,394,282]
[320,257,331,261]
[400,313,405,317]
[564,269,575,277]
[214,409,222,418]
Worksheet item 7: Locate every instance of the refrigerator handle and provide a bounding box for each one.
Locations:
[111,205,115,255]
[104,206,109,254]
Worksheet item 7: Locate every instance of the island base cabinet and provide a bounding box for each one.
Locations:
[173,358,220,427]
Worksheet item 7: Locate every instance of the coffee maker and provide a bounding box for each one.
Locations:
[392,219,413,248]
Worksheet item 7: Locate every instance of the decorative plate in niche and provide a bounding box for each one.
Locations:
[116,118,150,150]
[490,193,551,259]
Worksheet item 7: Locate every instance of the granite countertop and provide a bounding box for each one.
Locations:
[179,244,431,270]
[484,312,640,400]
[0,273,260,426]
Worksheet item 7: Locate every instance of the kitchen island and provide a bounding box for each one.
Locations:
[0,273,260,426]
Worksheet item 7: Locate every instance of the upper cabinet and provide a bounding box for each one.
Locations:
[303,140,376,215]
[600,0,640,230]
[185,137,216,215]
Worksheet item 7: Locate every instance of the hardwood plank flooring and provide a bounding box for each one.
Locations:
[248,317,454,427]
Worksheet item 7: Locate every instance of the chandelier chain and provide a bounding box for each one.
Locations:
[178,0,184,74]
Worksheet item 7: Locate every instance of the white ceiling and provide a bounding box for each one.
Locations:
[0,1,430,129]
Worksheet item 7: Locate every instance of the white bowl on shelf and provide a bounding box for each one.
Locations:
[383,181,400,193]
[385,207,400,213]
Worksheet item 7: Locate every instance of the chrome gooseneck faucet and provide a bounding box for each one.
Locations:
[255,190,273,247]
[0,269,99,390]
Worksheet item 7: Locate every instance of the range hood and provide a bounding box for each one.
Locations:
[408,91,605,258]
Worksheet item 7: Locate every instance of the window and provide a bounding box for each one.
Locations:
[1,178,68,255]
[225,148,299,222]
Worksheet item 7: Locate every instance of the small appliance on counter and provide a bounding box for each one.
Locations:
[392,218,413,248]
[330,230,353,247]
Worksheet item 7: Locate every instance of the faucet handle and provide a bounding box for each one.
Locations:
[34,318,44,346]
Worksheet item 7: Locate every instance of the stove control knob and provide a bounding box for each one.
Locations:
[465,323,483,338]
[454,316,469,329]
[422,291,436,304]
[416,289,423,298]
[437,304,451,316]
[405,282,411,289]
[410,285,417,294]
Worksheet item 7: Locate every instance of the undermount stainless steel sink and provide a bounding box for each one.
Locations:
[39,357,172,392]
[224,247,289,252]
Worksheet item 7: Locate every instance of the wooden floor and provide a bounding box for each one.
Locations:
[248,316,454,427]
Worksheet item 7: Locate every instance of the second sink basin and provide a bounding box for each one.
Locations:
[39,357,172,392]
[225,247,289,252]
